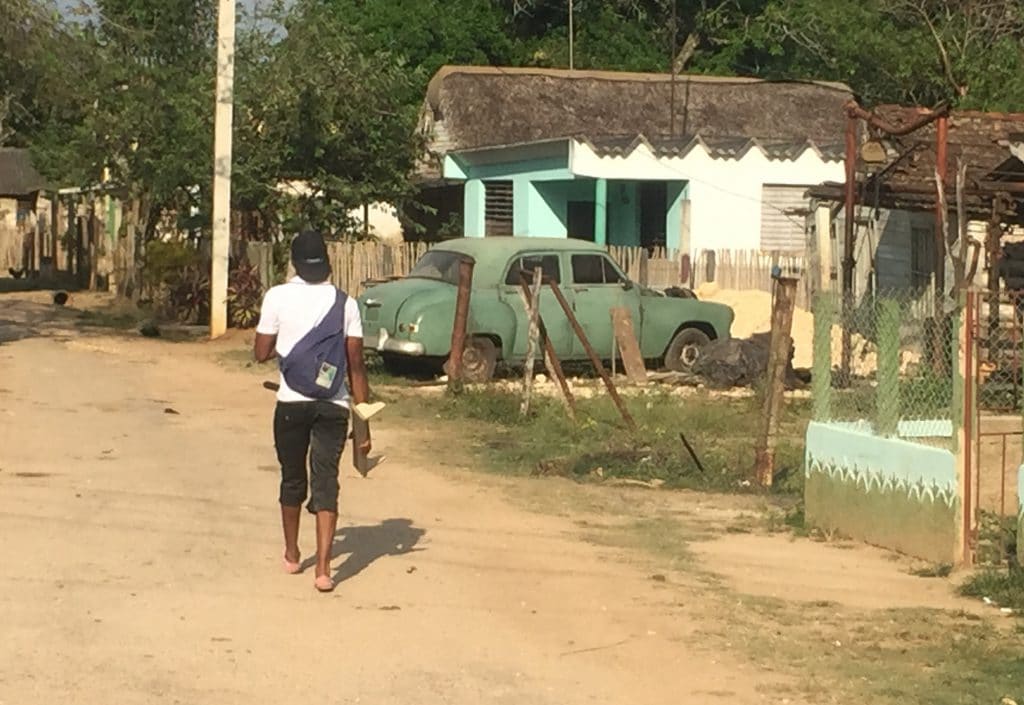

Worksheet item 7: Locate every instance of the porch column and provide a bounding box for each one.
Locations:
[594,178,607,245]
[464,179,486,237]
[665,181,687,252]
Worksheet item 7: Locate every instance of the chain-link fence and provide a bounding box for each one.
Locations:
[812,290,957,448]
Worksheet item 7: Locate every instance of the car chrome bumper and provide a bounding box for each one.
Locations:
[363,328,426,356]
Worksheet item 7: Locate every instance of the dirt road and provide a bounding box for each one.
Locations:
[0,296,981,704]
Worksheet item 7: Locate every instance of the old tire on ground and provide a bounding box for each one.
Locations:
[664,328,712,372]
[460,337,499,383]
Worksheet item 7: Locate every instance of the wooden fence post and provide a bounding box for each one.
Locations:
[447,257,475,391]
[547,280,636,431]
[754,276,799,486]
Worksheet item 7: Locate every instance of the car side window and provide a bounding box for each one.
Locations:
[602,256,626,285]
[571,254,626,285]
[504,254,561,285]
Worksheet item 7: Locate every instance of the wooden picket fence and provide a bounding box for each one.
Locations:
[326,240,429,297]
[689,249,811,310]
[322,239,809,303]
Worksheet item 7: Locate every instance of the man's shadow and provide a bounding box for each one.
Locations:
[300,518,426,584]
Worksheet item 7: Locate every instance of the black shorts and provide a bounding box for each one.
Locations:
[273,401,349,513]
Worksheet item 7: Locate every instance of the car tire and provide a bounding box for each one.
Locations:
[380,353,416,377]
[665,328,711,372]
[460,337,499,383]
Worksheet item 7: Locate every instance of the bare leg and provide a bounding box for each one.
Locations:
[282,504,301,564]
[315,510,338,579]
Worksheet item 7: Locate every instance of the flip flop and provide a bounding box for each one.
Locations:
[283,553,301,575]
[314,574,334,592]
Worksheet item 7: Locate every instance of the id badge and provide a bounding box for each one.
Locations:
[316,362,338,389]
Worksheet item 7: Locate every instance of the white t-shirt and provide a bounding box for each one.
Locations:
[256,277,363,406]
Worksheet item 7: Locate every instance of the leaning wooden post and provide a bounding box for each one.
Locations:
[448,256,475,392]
[517,277,577,420]
[520,266,543,415]
[547,280,636,431]
[754,276,798,487]
[876,298,901,436]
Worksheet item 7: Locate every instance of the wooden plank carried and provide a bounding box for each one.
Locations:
[610,306,647,384]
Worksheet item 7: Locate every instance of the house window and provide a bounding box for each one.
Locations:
[760,185,811,253]
[484,180,513,236]
[571,254,626,285]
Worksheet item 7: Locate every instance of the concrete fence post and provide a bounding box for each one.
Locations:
[811,293,834,423]
[876,299,901,436]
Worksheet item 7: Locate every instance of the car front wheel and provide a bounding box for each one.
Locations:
[665,328,711,372]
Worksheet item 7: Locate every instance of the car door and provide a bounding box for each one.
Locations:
[568,252,642,359]
[497,252,576,360]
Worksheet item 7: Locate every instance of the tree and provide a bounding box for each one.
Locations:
[712,0,1024,109]
[19,0,217,240]
[0,0,87,147]
[314,0,518,92]
[232,0,427,239]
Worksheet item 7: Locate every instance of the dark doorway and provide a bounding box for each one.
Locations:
[567,200,596,241]
[639,182,667,248]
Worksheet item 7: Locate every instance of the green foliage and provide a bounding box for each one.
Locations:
[159,257,264,326]
[142,240,202,290]
[437,387,808,494]
[716,0,1024,109]
[960,569,1024,613]
[318,0,518,88]
[226,263,264,329]
[164,264,211,324]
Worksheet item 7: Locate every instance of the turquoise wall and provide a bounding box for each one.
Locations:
[445,154,573,182]
[451,146,684,248]
[666,182,687,251]
[805,421,959,564]
[517,178,593,237]
[607,182,640,246]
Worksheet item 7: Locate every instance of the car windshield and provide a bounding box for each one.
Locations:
[407,250,463,285]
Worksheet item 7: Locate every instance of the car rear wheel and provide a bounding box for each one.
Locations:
[665,328,711,372]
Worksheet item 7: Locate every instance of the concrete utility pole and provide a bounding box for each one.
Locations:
[210,0,236,338]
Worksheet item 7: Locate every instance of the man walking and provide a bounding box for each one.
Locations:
[254,230,371,592]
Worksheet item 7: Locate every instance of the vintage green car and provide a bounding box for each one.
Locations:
[358,238,734,382]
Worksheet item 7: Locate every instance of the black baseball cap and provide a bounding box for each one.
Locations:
[291,230,331,283]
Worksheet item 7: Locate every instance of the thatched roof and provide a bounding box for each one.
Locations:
[0,148,46,196]
[419,66,854,178]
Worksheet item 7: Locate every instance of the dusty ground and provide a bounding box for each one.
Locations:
[0,292,1002,704]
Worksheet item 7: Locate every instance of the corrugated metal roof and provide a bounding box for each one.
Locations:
[582,134,844,162]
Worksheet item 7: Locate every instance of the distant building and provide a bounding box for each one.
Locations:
[0,148,47,273]
[413,65,852,254]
